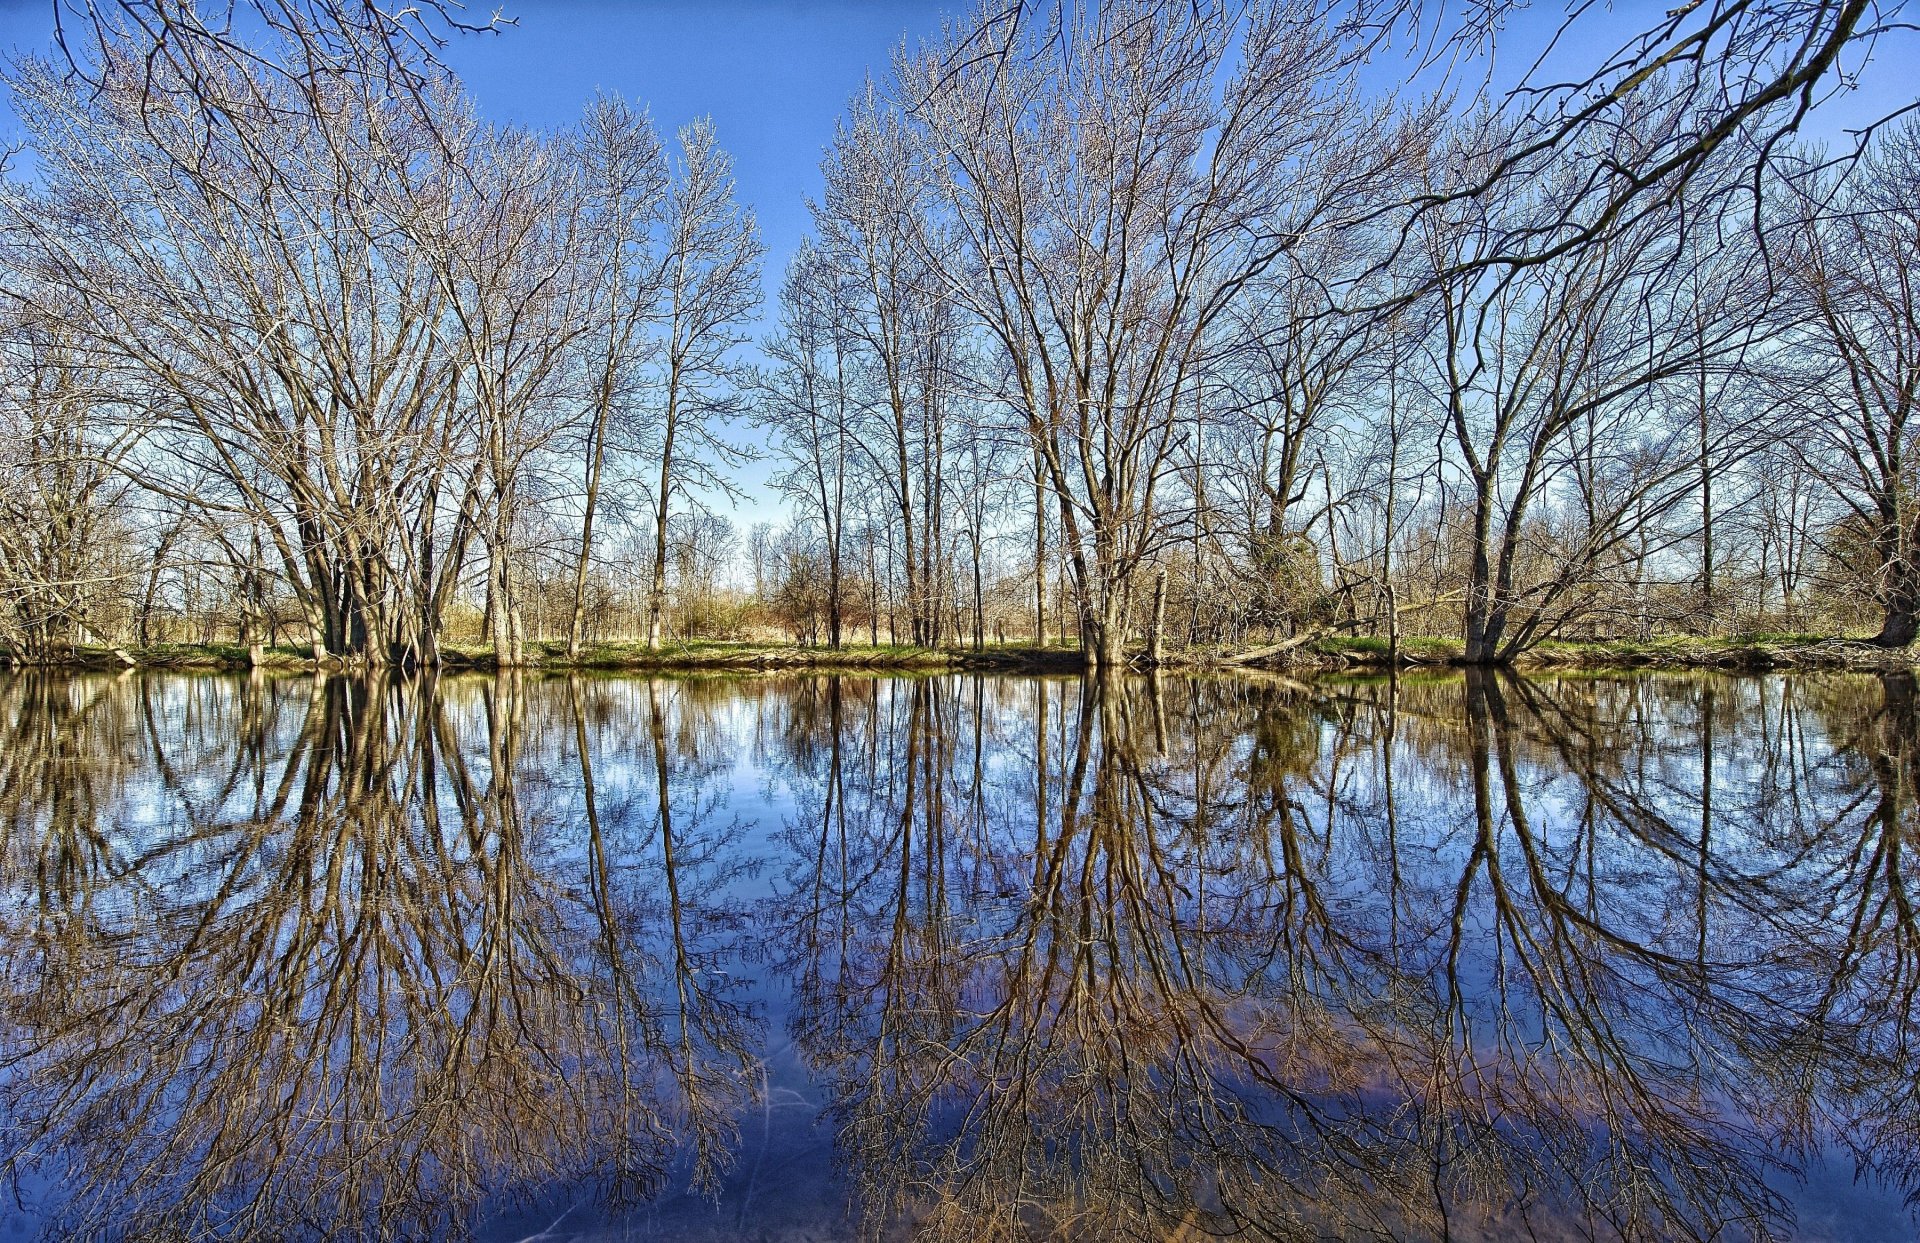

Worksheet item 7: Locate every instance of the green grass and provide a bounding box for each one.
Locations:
[458,640,1084,671]
[1727,631,1830,646]
[1531,637,1699,656]
[137,642,310,667]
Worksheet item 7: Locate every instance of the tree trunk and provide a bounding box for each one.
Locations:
[867,534,880,645]
[1085,591,1127,670]
[1462,477,1504,664]
[488,553,509,663]
[1697,359,1715,633]
[646,380,681,652]
[568,409,611,658]
[827,536,844,649]
[1146,568,1167,666]
[1875,560,1920,647]
[1034,450,1047,647]
[972,537,985,651]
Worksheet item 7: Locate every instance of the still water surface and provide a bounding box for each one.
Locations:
[0,670,1916,1241]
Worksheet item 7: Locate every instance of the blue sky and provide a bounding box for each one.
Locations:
[438,2,957,311]
[1,0,1904,274]
[1,0,1906,324]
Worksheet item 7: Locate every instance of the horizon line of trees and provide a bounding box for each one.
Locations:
[1,0,1914,668]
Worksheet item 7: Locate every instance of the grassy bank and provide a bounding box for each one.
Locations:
[0,639,1089,673]
[442,640,1087,672]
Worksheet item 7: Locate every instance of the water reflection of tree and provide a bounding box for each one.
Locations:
[1394,672,1920,1214]
[0,671,760,1240]
[2,668,1914,1240]
[767,670,1920,1241]
[0,673,158,905]
[1799,673,1920,1204]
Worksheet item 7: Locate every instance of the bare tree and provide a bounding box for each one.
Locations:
[3,49,487,666]
[52,0,511,140]
[808,87,967,646]
[1413,111,1774,663]
[759,241,859,646]
[957,0,1904,294]
[565,95,667,657]
[641,119,762,651]
[411,117,593,666]
[1778,122,1920,645]
[0,306,140,661]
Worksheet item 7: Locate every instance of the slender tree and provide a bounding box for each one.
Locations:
[642,120,762,650]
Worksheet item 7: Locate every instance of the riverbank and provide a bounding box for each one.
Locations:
[1308,634,1920,672]
[1154,632,1920,672]
[444,641,1089,673]
[5,633,1916,674]
[0,640,1090,674]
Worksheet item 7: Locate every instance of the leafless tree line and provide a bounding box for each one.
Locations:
[0,0,1913,666]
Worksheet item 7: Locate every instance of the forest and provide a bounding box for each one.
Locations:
[0,0,1911,669]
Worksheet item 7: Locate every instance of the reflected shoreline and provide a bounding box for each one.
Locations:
[1,669,1915,1241]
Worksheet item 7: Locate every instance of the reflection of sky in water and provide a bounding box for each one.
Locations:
[0,671,1915,1241]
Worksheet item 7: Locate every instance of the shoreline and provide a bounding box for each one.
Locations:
[0,641,1091,675]
[3,635,1915,675]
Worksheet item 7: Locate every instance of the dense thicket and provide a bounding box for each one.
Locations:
[0,0,1910,665]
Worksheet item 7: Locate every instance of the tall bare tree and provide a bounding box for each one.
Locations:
[641,120,762,651]
[3,49,486,665]
[759,241,859,647]
[412,118,593,667]
[565,95,667,657]
[0,307,140,661]
[1414,111,1774,663]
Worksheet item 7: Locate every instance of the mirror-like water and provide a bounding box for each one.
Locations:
[0,670,1915,1242]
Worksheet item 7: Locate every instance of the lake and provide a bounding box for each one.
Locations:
[0,669,1914,1241]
